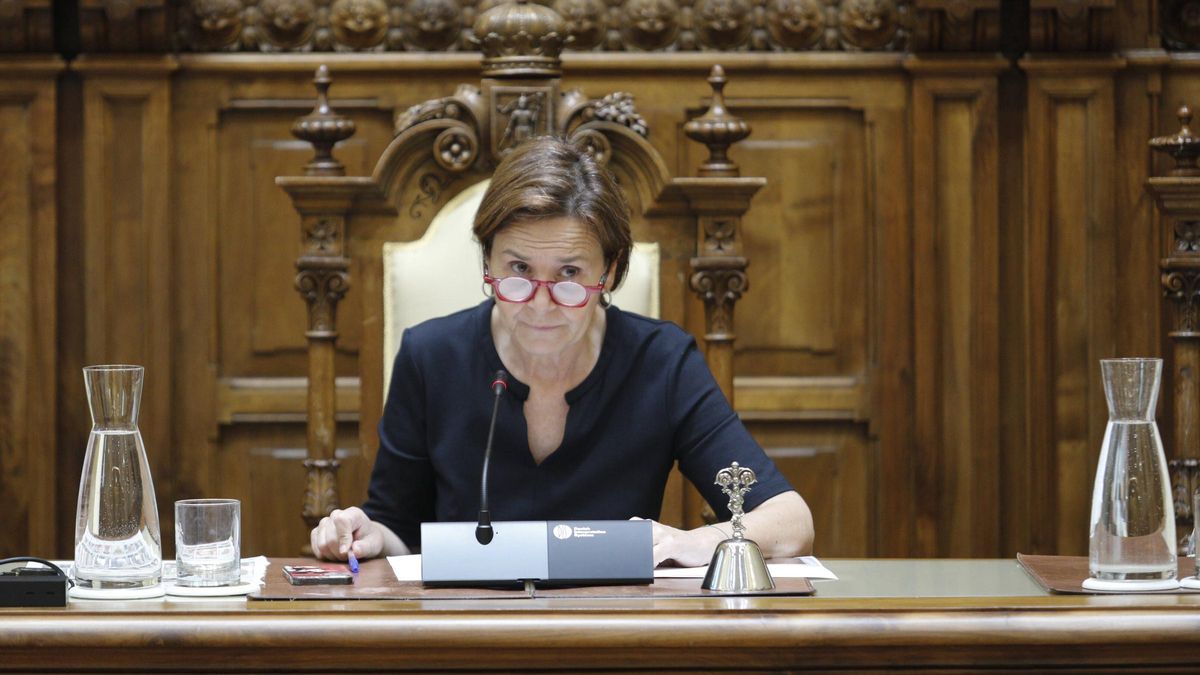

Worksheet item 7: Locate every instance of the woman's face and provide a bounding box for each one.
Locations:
[487,217,609,357]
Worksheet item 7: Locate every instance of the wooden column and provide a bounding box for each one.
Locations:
[1148,106,1200,552]
[683,66,759,406]
[287,66,356,551]
[1149,107,1200,459]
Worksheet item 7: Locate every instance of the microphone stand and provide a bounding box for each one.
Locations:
[476,370,508,545]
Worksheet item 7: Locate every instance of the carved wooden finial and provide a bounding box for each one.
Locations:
[291,65,357,177]
[684,65,751,178]
[1150,104,1200,178]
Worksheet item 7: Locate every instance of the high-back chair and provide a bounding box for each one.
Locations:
[279,0,764,542]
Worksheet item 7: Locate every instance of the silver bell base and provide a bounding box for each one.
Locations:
[701,537,776,593]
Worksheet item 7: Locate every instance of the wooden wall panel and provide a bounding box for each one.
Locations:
[1023,61,1119,556]
[748,422,871,556]
[1113,62,1161,441]
[910,60,1003,557]
[727,105,868,378]
[0,59,61,558]
[77,57,178,545]
[215,106,394,375]
[665,68,910,555]
[27,48,1184,559]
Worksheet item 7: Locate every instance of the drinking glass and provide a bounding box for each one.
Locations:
[175,499,241,587]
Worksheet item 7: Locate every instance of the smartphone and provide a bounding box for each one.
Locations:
[283,565,354,585]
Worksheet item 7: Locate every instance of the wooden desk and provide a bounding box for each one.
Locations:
[4,559,1200,672]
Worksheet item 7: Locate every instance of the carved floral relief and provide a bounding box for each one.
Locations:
[177,0,917,52]
[330,0,390,49]
[259,0,318,50]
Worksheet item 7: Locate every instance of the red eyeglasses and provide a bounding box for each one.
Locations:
[483,273,608,308]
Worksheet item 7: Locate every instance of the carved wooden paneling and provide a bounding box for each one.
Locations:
[748,422,871,556]
[1029,0,1116,52]
[1162,0,1200,50]
[214,422,364,553]
[215,104,394,373]
[672,70,909,555]
[29,50,1181,560]
[0,59,61,558]
[77,58,178,538]
[1113,61,1161,414]
[909,60,1003,557]
[176,0,913,53]
[0,1,54,52]
[911,0,1002,52]
[1022,61,1119,556]
[716,103,868,380]
[79,0,174,52]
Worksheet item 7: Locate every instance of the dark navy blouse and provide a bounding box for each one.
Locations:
[363,300,794,549]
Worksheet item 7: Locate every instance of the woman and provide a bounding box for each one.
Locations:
[311,136,813,567]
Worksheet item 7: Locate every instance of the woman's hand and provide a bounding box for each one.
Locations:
[641,518,725,568]
[638,490,814,568]
[309,507,397,561]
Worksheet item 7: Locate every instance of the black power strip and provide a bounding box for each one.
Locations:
[0,571,68,607]
[0,558,70,607]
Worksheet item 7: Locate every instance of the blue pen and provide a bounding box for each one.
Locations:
[347,550,359,574]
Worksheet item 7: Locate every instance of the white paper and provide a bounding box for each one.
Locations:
[653,555,837,580]
[387,554,838,582]
[388,554,424,582]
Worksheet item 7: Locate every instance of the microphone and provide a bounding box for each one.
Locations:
[476,370,508,545]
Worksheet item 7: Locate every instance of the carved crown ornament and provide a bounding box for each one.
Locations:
[379,0,657,174]
[174,0,914,53]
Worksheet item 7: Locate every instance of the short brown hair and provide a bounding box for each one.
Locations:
[473,136,633,289]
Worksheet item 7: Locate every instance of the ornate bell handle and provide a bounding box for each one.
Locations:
[714,462,756,540]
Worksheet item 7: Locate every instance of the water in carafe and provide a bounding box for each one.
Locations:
[73,365,162,589]
[1089,358,1176,581]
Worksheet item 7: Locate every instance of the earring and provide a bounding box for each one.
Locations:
[600,290,613,307]
[481,281,494,298]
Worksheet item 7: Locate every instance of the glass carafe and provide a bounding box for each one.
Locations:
[1089,358,1176,582]
[73,365,162,589]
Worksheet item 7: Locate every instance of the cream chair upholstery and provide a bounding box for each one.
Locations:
[382,179,660,396]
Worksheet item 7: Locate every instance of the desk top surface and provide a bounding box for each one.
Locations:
[5,558,1200,672]
[7,557,1195,611]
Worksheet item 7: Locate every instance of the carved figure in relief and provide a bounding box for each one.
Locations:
[766,0,823,49]
[838,0,899,50]
[553,0,607,50]
[621,0,680,50]
[260,0,317,49]
[402,0,461,51]
[694,0,752,49]
[192,0,245,49]
[331,0,389,49]
[497,92,545,151]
